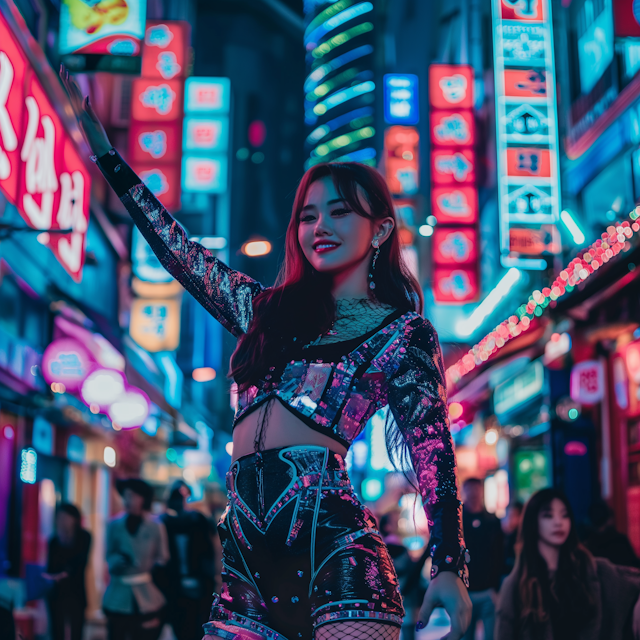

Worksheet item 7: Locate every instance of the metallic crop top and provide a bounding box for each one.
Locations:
[97,149,468,583]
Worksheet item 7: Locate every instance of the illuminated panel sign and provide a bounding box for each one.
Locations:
[0,13,91,282]
[130,163,181,212]
[141,21,190,80]
[182,157,227,194]
[130,295,181,352]
[492,0,561,269]
[131,79,184,122]
[384,126,419,196]
[383,74,419,125]
[185,78,231,114]
[432,267,479,304]
[183,117,229,154]
[128,121,181,163]
[58,0,147,73]
[430,110,475,147]
[182,78,231,195]
[431,187,478,225]
[432,228,478,266]
[428,64,474,109]
[429,64,479,305]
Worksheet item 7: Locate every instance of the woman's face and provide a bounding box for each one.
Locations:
[538,498,571,548]
[298,176,386,275]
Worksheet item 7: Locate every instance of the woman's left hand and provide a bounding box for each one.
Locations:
[416,571,472,640]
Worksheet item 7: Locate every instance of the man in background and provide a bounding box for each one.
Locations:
[462,478,504,640]
[45,503,91,640]
[161,480,216,640]
[501,501,523,579]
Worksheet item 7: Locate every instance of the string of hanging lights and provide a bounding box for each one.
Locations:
[445,211,640,389]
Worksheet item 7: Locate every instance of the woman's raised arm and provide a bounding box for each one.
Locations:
[60,67,263,336]
[387,319,471,639]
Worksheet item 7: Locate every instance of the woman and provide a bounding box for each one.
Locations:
[496,488,640,640]
[103,478,169,640]
[61,68,471,640]
[45,503,92,640]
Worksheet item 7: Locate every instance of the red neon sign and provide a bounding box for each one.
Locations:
[506,147,552,177]
[432,228,478,266]
[428,65,474,110]
[128,121,181,163]
[131,78,184,122]
[141,21,190,80]
[384,126,419,196]
[130,162,181,212]
[430,110,475,147]
[0,13,91,282]
[431,149,476,184]
[500,0,545,22]
[433,267,479,304]
[503,69,548,98]
[431,187,478,225]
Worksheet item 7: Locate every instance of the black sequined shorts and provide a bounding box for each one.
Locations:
[202,446,404,640]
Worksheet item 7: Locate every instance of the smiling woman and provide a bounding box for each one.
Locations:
[60,65,472,640]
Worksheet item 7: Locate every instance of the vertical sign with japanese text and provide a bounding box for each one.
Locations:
[0,12,91,282]
[492,0,561,269]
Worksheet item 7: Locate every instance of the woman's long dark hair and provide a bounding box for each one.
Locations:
[517,488,596,629]
[229,162,423,390]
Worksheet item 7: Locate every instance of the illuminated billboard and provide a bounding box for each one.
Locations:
[182,78,230,195]
[492,0,561,269]
[429,64,479,305]
[383,74,419,125]
[58,0,147,73]
[0,13,91,282]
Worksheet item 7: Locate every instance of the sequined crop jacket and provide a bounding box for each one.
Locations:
[97,149,468,582]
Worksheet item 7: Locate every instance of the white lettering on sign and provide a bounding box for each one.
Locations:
[21,96,58,229]
[56,170,87,272]
[0,52,17,180]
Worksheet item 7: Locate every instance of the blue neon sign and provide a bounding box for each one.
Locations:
[383,74,419,125]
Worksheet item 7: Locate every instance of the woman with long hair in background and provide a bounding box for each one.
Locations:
[496,488,640,640]
[61,67,471,640]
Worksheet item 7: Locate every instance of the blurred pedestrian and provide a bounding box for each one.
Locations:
[44,503,91,640]
[161,480,216,640]
[462,478,504,640]
[379,509,428,640]
[496,488,640,640]
[585,500,640,568]
[103,478,169,640]
[502,502,524,578]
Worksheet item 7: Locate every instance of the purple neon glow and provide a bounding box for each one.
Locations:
[42,339,94,392]
[81,369,126,409]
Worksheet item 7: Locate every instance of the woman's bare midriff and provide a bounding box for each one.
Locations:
[232,399,348,461]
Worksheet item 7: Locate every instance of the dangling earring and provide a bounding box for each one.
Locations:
[368,238,380,290]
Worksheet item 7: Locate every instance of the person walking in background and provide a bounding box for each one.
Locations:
[379,509,429,640]
[496,488,640,640]
[502,502,523,579]
[103,478,169,640]
[44,503,91,640]
[161,480,216,640]
[585,500,640,568]
[462,478,504,640]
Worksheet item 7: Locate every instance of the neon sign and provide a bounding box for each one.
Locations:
[0,13,91,282]
[383,74,419,125]
[141,21,190,80]
[429,64,479,304]
[492,0,561,269]
[58,0,147,73]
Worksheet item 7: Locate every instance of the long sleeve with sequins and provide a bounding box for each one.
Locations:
[96,150,264,336]
[387,320,468,583]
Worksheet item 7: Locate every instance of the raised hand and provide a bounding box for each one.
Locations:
[59,64,112,158]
